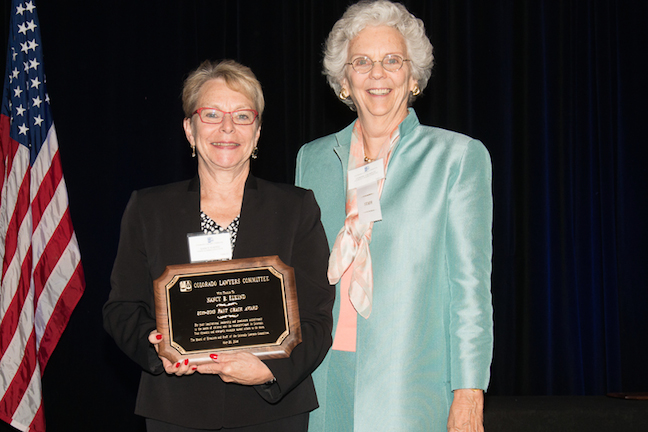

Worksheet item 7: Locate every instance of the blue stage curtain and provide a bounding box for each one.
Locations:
[1,1,645,431]
[407,0,648,395]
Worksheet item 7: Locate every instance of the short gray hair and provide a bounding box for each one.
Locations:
[323,0,434,110]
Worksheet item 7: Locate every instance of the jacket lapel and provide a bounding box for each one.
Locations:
[232,174,259,259]
[333,121,355,191]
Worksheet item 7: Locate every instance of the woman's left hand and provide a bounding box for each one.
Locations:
[447,389,484,432]
[196,351,274,385]
[148,330,198,376]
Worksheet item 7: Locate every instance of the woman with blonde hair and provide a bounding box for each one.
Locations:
[105,59,334,432]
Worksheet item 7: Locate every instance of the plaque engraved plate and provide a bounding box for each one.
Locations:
[153,256,301,365]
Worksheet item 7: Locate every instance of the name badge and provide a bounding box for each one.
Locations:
[348,159,384,224]
[187,232,232,263]
[347,159,385,190]
[357,181,382,223]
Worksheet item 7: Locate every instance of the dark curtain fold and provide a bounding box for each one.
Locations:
[403,0,646,395]
[1,1,646,430]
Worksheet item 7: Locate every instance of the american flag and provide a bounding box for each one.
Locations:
[1,1,85,431]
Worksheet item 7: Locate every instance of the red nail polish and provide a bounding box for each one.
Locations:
[192,366,197,371]
[184,359,189,366]
[175,362,180,368]
[156,334,163,340]
[210,354,218,360]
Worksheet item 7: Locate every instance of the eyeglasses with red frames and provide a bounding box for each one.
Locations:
[192,108,259,125]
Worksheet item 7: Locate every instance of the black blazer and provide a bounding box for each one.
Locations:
[103,175,334,429]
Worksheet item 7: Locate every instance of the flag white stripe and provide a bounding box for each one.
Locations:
[35,236,80,347]
[10,362,42,431]
[0,272,34,394]
[0,207,32,321]
[31,178,67,263]
[0,145,29,267]
[29,126,57,202]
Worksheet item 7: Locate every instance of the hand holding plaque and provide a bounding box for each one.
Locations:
[153,256,301,365]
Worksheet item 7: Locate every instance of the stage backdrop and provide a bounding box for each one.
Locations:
[1,1,647,431]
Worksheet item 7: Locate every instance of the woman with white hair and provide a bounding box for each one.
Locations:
[296,1,493,430]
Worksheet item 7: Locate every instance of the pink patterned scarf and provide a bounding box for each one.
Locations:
[327,122,400,319]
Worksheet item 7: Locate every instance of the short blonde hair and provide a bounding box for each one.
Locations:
[182,59,265,122]
[323,0,434,110]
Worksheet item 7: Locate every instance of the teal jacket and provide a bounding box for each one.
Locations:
[296,109,493,431]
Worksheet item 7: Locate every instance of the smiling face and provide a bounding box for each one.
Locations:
[183,78,260,176]
[342,25,417,125]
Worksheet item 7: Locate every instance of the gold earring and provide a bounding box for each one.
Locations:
[191,145,196,157]
[339,88,350,100]
[412,85,421,96]
[251,147,258,159]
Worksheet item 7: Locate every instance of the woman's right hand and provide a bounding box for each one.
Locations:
[148,330,197,376]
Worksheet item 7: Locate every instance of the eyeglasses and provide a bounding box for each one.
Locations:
[346,54,410,74]
[192,108,259,125]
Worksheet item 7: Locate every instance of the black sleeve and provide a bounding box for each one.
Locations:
[254,190,335,402]
[103,191,164,374]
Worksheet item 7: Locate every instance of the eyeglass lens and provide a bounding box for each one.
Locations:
[197,108,257,125]
[351,55,405,73]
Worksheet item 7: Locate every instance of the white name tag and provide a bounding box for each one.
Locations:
[357,181,382,223]
[348,159,385,190]
[348,159,384,224]
[187,232,232,263]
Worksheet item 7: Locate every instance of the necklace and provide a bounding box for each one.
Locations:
[364,156,373,163]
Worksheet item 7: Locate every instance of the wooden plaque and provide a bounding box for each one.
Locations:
[153,255,301,365]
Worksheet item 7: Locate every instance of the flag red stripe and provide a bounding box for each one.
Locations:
[32,209,74,302]
[0,246,32,357]
[1,168,30,281]
[37,262,84,371]
[31,150,63,229]
[0,162,31,356]
[28,402,45,432]
[0,329,37,419]
[0,114,19,193]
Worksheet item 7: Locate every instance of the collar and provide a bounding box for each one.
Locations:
[188,172,259,193]
[333,108,420,152]
[332,108,421,182]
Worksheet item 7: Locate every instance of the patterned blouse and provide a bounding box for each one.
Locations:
[200,211,240,254]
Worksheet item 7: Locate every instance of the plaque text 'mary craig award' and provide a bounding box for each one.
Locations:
[153,256,301,365]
